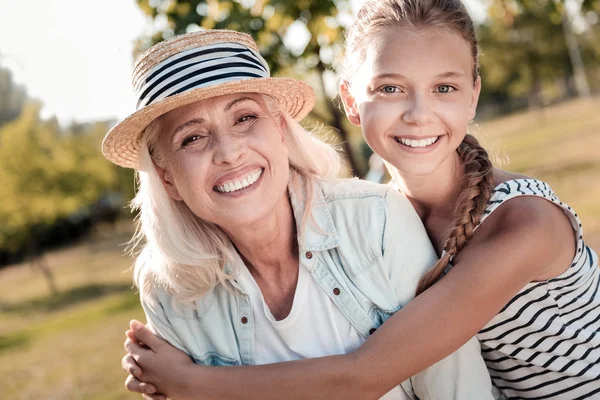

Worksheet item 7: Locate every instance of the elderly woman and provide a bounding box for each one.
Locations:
[107,30,492,399]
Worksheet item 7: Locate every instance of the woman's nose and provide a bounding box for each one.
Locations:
[212,132,246,165]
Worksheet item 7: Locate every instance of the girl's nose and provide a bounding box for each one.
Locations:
[402,94,434,125]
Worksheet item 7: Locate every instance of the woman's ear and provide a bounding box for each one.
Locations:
[154,162,183,201]
[278,114,287,144]
[339,81,361,126]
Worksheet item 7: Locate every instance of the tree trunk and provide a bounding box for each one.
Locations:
[314,60,361,177]
[562,11,590,98]
[27,240,59,296]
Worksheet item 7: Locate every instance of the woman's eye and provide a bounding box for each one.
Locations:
[181,135,205,147]
[236,115,257,124]
[436,85,456,94]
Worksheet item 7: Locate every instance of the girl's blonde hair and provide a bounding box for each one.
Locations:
[129,95,341,304]
[344,0,494,295]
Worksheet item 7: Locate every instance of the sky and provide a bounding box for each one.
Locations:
[0,0,149,123]
[0,0,485,124]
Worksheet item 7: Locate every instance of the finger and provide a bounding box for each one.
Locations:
[126,328,137,342]
[124,337,146,354]
[125,374,156,394]
[138,380,158,395]
[143,394,167,400]
[121,354,142,379]
[131,320,165,352]
[126,330,151,350]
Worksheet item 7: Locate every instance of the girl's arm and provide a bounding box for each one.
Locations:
[125,196,571,400]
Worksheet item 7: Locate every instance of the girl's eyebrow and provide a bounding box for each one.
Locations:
[434,71,465,79]
[373,72,407,80]
[373,71,465,80]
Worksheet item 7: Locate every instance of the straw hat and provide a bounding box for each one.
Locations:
[102,29,316,169]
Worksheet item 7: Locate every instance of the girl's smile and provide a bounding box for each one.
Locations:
[393,134,444,154]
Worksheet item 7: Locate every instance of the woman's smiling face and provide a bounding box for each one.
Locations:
[342,26,481,178]
[153,92,291,230]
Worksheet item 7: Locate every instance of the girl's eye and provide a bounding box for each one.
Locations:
[436,85,456,94]
[181,135,206,148]
[378,85,401,94]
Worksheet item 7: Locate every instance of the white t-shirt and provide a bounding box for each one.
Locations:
[237,263,409,400]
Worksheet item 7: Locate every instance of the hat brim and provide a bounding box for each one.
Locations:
[102,77,315,169]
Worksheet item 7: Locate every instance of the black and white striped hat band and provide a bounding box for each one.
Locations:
[134,42,270,109]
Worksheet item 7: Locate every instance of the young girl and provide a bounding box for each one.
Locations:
[123,0,600,398]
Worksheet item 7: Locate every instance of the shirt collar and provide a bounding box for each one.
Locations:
[288,178,340,252]
[223,178,339,278]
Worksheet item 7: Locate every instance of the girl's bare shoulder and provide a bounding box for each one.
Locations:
[470,170,576,279]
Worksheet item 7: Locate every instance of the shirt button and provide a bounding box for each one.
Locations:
[369,328,377,335]
[333,287,341,296]
[241,316,248,324]
[305,251,313,259]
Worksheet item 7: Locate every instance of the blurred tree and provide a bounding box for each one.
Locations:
[479,0,599,109]
[0,63,27,127]
[134,0,364,175]
[0,102,118,293]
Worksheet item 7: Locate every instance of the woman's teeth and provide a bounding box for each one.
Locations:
[397,136,439,148]
[215,168,262,193]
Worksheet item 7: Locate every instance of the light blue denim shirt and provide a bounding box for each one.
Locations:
[142,178,493,399]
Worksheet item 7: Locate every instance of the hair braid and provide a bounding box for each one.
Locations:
[416,134,494,295]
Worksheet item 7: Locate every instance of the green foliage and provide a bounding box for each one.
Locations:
[479,0,600,107]
[0,101,119,251]
[480,2,567,98]
[135,0,345,73]
[0,64,26,127]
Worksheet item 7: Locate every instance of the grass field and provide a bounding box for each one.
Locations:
[476,97,600,248]
[0,227,144,400]
[1,97,599,399]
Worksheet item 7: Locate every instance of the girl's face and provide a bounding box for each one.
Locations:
[153,93,291,231]
[341,26,481,178]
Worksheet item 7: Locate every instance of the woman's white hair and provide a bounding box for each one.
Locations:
[129,95,342,305]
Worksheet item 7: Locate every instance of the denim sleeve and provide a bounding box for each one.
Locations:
[140,292,190,356]
[382,188,438,306]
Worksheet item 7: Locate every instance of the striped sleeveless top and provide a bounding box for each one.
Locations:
[453,179,600,399]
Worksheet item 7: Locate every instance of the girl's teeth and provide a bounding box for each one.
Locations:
[215,168,263,193]
[399,136,439,148]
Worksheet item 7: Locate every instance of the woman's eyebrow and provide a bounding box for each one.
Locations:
[172,118,205,141]
[224,97,259,111]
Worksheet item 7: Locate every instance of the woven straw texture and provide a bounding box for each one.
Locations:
[102,30,315,169]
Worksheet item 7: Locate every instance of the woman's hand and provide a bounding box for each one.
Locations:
[122,319,196,400]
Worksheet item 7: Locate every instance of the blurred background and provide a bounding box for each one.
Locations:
[1,0,599,398]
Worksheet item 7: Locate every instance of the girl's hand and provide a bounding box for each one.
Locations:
[123,319,196,400]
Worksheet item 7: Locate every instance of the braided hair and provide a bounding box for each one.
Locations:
[416,134,494,295]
